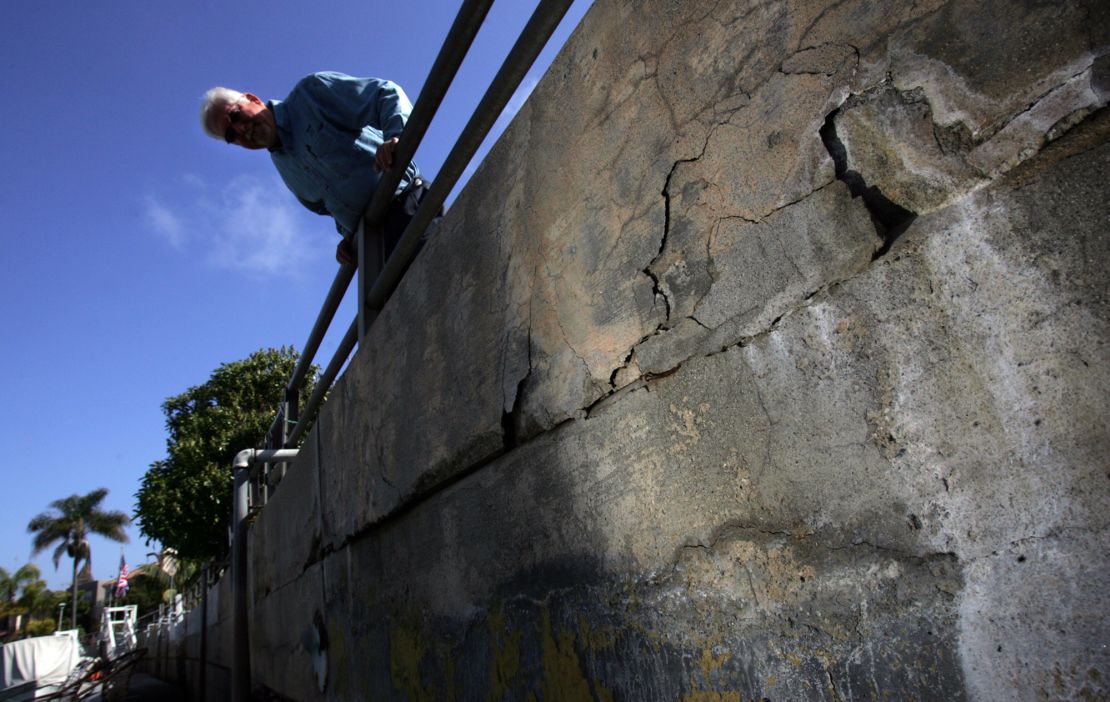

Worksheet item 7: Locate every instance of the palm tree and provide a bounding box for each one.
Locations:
[27,488,129,630]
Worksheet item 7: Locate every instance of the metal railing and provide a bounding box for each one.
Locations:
[253,0,575,498]
[155,5,581,699]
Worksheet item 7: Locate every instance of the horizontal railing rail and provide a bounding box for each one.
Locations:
[257,0,575,484]
[163,5,582,699]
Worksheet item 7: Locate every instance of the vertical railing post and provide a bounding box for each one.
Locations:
[357,222,385,341]
[279,395,293,482]
[231,461,251,702]
[357,223,367,341]
[199,565,208,702]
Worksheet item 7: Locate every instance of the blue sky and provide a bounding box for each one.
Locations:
[0,0,592,589]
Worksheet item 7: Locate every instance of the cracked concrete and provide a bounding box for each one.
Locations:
[216,0,1110,699]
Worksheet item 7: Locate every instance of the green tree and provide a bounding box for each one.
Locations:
[26,489,130,629]
[1,564,41,640]
[25,618,56,637]
[16,580,66,639]
[134,347,317,561]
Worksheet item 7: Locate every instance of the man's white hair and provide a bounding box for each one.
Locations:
[200,87,245,139]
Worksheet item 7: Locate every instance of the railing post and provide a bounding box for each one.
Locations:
[357,221,385,341]
[231,461,251,702]
[199,565,208,702]
[280,395,295,482]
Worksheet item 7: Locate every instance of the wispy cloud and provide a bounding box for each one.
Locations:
[180,173,207,190]
[208,175,323,274]
[144,196,187,249]
[146,174,329,277]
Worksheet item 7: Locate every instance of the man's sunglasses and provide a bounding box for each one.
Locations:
[224,106,244,144]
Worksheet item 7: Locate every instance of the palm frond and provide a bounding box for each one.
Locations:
[51,542,68,570]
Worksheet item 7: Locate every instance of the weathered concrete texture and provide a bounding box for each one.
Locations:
[250,428,322,598]
[235,0,1109,698]
[261,123,1109,700]
[140,574,233,702]
[634,180,881,376]
[250,562,327,701]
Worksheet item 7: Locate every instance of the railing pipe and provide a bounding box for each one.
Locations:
[365,0,575,312]
[281,264,355,416]
[230,460,251,702]
[364,0,496,227]
[358,0,495,338]
[199,565,208,702]
[289,0,573,445]
[275,0,496,446]
[230,448,300,702]
[287,318,361,446]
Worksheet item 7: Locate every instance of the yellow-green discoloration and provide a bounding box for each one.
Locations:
[578,614,618,652]
[540,607,594,701]
[489,606,522,700]
[326,616,349,698]
[679,691,743,702]
[699,646,731,677]
[595,683,616,702]
[390,623,431,701]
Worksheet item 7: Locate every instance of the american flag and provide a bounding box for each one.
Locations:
[116,555,129,597]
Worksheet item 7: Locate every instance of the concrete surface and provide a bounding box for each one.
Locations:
[152,0,1110,699]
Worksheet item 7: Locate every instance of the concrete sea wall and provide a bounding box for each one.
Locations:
[179,0,1110,699]
[141,574,232,700]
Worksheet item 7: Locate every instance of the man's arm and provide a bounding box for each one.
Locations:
[298,72,413,142]
[374,136,399,172]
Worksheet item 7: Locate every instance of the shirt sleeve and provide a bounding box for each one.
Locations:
[297,72,413,140]
[295,195,330,217]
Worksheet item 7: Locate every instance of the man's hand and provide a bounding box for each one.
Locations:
[375,136,399,172]
[336,237,355,265]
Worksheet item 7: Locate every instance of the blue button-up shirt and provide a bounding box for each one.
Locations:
[269,72,422,236]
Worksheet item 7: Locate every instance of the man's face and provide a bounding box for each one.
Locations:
[213,93,277,150]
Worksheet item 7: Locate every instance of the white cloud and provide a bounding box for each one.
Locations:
[145,196,187,249]
[146,174,328,277]
[180,173,207,190]
[207,175,325,275]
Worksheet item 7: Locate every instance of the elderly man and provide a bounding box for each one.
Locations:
[201,71,433,265]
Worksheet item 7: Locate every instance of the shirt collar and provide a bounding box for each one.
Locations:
[268,99,290,153]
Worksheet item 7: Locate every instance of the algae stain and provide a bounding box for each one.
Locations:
[540,607,594,701]
[579,614,619,652]
[326,617,349,697]
[390,623,431,701]
[445,655,459,702]
[489,606,522,701]
[679,691,743,702]
[700,646,731,677]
